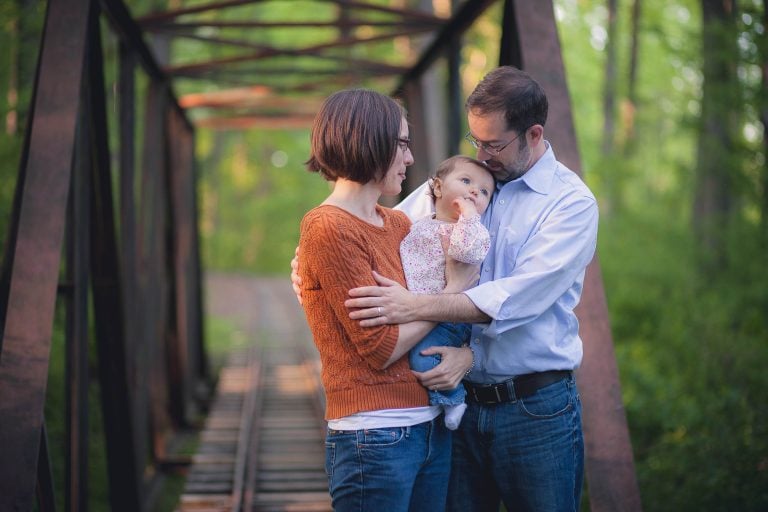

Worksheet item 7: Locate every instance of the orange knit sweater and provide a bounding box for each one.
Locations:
[298,204,429,420]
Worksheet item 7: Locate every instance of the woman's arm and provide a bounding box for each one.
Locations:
[383,320,435,368]
[300,211,433,370]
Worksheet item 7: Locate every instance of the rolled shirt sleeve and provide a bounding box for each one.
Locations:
[461,143,598,380]
[464,193,597,331]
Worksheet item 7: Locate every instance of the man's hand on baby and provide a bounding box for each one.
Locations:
[413,346,473,391]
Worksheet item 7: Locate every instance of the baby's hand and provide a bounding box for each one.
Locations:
[453,197,479,217]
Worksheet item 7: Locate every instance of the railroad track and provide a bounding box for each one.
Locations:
[176,346,262,512]
[244,345,330,512]
[178,275,331,512]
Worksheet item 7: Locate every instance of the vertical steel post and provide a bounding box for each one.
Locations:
[446,0,462,155]
[141,80,173,458]
[190,137,209,389]
[117,40,150,489]
[64,79,92,512]
[36,425,57,511]
[166,107,190,426]
[0,0,90,508]
[166,105,206,424]
[86,5,143,510]
[401,81,432,195]
[499,1,642,510]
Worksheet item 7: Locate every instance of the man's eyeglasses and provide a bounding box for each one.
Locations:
[464,130,524,156]
[396,137,411,151]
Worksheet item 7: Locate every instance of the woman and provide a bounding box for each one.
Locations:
[298,89,473,511]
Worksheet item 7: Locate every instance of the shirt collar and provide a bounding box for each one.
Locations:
[500,141,555,195]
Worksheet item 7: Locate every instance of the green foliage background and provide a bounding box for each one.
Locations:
[555,1,768,510]
[1,0,767,510]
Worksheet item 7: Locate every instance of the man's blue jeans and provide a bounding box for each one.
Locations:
[325,415,451,511]
[409,322,470,406]
[447,375,584,512]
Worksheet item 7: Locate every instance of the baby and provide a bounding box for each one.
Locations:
[400,155,494,429]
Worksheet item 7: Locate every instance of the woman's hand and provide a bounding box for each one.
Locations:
[290,246,303,305]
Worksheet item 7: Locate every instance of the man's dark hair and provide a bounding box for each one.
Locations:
[306,88,405,184]
[465,66,548,134]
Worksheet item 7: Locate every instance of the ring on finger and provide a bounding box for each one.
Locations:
[378,306,382,316]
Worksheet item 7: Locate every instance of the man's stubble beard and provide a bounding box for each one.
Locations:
[488,139,531,183]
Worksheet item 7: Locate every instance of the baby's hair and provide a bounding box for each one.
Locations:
[427,155,491,200]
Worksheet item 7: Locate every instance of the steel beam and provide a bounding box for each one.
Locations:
[400,81,432,196]
[141,81,174,458]
[500,1,643,510]
[100,0,164,81]
[446,25,462,155]
[395,0,496,94]
[85,6,143,510]
[0,0,90,508]
[166,28,434,76]
[64,78,93,512]
[137,0,441,25]
[166,106,207,421]
[166,107,192,426]
[144,19,441,31]
[36,426,57,511]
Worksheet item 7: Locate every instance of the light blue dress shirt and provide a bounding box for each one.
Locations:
[396,143,598,383]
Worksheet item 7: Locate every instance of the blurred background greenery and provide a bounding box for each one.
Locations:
[1,0,767,510]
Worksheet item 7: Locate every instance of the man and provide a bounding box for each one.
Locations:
[292,66,597,511]
[342,66,597,512]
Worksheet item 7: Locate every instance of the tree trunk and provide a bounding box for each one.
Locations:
[622,0,642,154]
[761,0,768,249]
[15,0,39,135]
[601,0,618,156]
[5,15,19,136]
[693,0,741,269]
[600,0,623,213]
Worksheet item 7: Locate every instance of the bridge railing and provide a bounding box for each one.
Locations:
[0,0,207,510]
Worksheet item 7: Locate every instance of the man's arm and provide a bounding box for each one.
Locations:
[345,270,490,327]
[464,194,598,334]
[393,180,434,221]
[344,272,481,391]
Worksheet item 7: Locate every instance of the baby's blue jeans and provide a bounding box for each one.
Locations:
[409,322,470,405]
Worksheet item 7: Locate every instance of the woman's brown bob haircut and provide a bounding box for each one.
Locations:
[306,89,406,184]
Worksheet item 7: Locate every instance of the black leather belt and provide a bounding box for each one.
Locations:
[463,370,572,404]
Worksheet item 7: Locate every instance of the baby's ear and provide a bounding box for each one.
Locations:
[431,178,443,198]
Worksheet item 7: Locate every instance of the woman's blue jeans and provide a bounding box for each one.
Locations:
[409,322,470,406]
[447,375,584,512]
[324,416,451,511]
